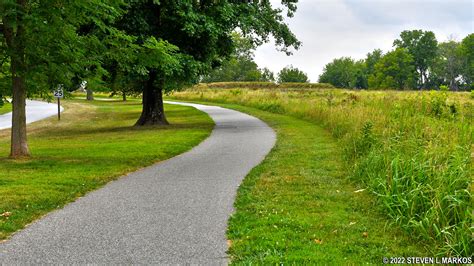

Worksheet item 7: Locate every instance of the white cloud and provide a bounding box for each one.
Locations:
[254,0,473,82]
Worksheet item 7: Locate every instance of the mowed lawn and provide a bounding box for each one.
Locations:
[0,102,12,115]
[226,106,428,264]
[0,99,214,240]
[168,99,429,264]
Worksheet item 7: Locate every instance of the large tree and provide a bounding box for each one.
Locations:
[368,48,416,90]
[393,30,438,89]
[114,0,301,126]
[459,34,474,89]
[432,41,464,91]
[0,0,124,158]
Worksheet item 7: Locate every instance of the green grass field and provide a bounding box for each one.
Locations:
[170,87,473,257]
[0,102,12,115]
[222,103,427,263]
[0,99,213,240]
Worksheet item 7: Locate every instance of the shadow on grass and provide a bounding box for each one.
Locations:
[36,122,212,138]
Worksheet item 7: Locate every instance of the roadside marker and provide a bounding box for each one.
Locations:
[54,85,64,120]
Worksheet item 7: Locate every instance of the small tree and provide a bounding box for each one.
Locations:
[278,65,308,83]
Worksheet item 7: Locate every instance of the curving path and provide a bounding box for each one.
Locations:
[0,100,63,130]
[0,101,276,264]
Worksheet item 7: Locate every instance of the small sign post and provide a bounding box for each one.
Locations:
[54,85,64,121]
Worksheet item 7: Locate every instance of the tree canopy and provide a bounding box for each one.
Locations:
[318,57,366,89]
[201,33,274,83]
[319,30,472,91]
[459,33,474,89]
[278,65,308,83]
[393,30,438,89]
[368,48,415,90]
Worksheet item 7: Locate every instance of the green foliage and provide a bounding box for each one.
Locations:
[0,0,125,94]
[109,0,301,95]
[432,41,464,90]
[365,49,383,77]
[459,34,474,87]
[352,121,376,158]
[0,102,11,114]
[261,67,275,82]
[277,65,309,83]
[320,30,472,91]
[319,57,367,89]
[393,30,438,88]
[202,57,264,82]
[368,48,416,90]
[173,88,473,256]
[202,34,275,83]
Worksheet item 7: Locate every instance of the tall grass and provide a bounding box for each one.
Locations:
[171,88,473,256]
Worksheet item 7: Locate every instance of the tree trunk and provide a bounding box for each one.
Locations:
[86,89,94,101]
[449,79,458,91]
[135,73,168,126]
[122,92,127,101]
[5,0,30,158]
[422,71,429,90]
[10,61,30,158]
[419,70,424,90]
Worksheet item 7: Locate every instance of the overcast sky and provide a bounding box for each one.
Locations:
[254,0,473,82]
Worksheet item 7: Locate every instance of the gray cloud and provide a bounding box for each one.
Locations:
[254,0,473,82]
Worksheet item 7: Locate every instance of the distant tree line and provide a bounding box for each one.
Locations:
[202,34,309,83]
[319,30,473,91]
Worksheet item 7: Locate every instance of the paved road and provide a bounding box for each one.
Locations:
[0,101,276,264]
[0,100,63,130]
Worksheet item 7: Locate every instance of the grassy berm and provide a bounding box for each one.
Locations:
[0,102,12,115]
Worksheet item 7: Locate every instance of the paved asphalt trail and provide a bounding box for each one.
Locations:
[0,101,276,264]
[0,100,63,130]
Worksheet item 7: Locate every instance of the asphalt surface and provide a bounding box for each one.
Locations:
[0,100,63,130]
[0,101,276,264]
